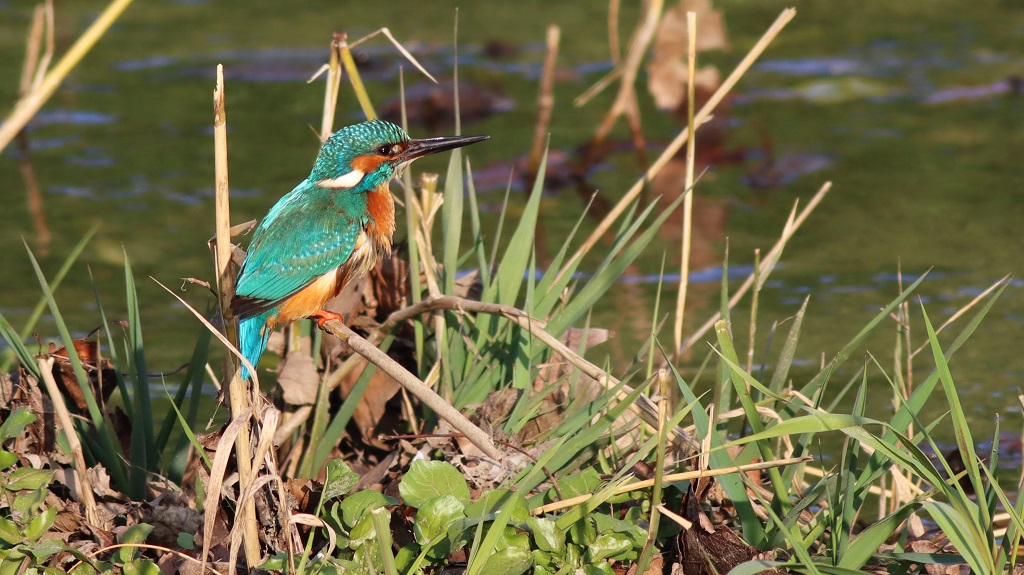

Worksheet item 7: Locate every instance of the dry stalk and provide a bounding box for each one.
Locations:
[531,456,810,515]
[37,358,99,527]
[211,66,261,568]
[200,408,253,574]
[320,320,502,461]
[672,10,699,351]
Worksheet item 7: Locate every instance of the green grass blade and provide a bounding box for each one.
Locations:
[441,146,467,295]
[123,252,153,495]
[837,503,917,569]
[769,295,808,396]
[797,271,930,400]
[0,313,42,380]
[155,325,211,470]
[22,240,129,492]
[547,193,683,337]
[87,265,133,421]
[479,145,547,311]
[2,227,97,372]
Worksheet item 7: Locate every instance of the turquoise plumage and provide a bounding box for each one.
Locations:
[231,120,487,379]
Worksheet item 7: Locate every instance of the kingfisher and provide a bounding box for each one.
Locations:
[231,120,488,379]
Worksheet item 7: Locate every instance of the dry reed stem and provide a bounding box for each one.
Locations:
[680,180,830,355]
[338,34,377,121]
[0,0,134,153]
[655,504,693,529]
[200,408,252,574]
[531,456,810,515]
[557,8,797,290]
[320,320,502,461]
[37,358,99,528]
[227,407,279,575]
[528,24,560,175]
[672,10,699,352]
[318,34,344,140]
[211,67,261,567]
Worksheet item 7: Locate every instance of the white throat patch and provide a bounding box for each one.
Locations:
[316,169,365,189]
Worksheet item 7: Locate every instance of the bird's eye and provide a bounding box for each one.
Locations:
[377,143,402,156]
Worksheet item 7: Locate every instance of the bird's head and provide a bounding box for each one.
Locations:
[310,120,489,192]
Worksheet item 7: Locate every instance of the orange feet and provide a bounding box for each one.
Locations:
[310,309,344,329]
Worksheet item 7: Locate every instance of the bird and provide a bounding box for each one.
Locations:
[230,119,488,379]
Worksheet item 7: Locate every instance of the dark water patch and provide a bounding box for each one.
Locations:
[28,109,117,127]
[757,57,866,76]
[48,185,95,198]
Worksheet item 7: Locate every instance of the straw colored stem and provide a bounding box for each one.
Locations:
[672,10,699,351]
[212,66,261,568]
[37,358,99,527]
[532,456,810,515]
[338,34,377,121]
[0,0,135,154]
[321,320,502,461]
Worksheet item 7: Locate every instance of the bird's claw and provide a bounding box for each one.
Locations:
[311,310,344,329]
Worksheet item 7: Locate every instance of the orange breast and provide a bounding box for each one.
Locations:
[275,269,342,326]
[366,183,396,243]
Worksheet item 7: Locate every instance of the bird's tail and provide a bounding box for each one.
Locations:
[239,311,273,380]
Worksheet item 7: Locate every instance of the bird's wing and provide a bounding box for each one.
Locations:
[231,184,365,320]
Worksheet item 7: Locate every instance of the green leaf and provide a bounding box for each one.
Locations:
[12,488,47,517]
[24,537,65,560]
[5,468,54,491]
[0,451,17,471]
[24,506,56,541]
[465,489,530,523]
[116,523,154,563]
[323,459,360,501]
[922,501,992,575]
[587,532,633,563]
[122,559,161,575]
[554,467,602,501]
[581,562,615,575]
[0,517,24,545]
[176,532,194,550]
[399,460,471,508]
[339,490,395,530]
[837,502,917,569]
[478,542,533,575]
[567,516,597,546]
[414,495,466,558]
[526,517,565,556]
[0,408,36,441]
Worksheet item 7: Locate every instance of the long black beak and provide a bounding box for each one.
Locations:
[402,134,489,161]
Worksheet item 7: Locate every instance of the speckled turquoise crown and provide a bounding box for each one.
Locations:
[310,120,411,182]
